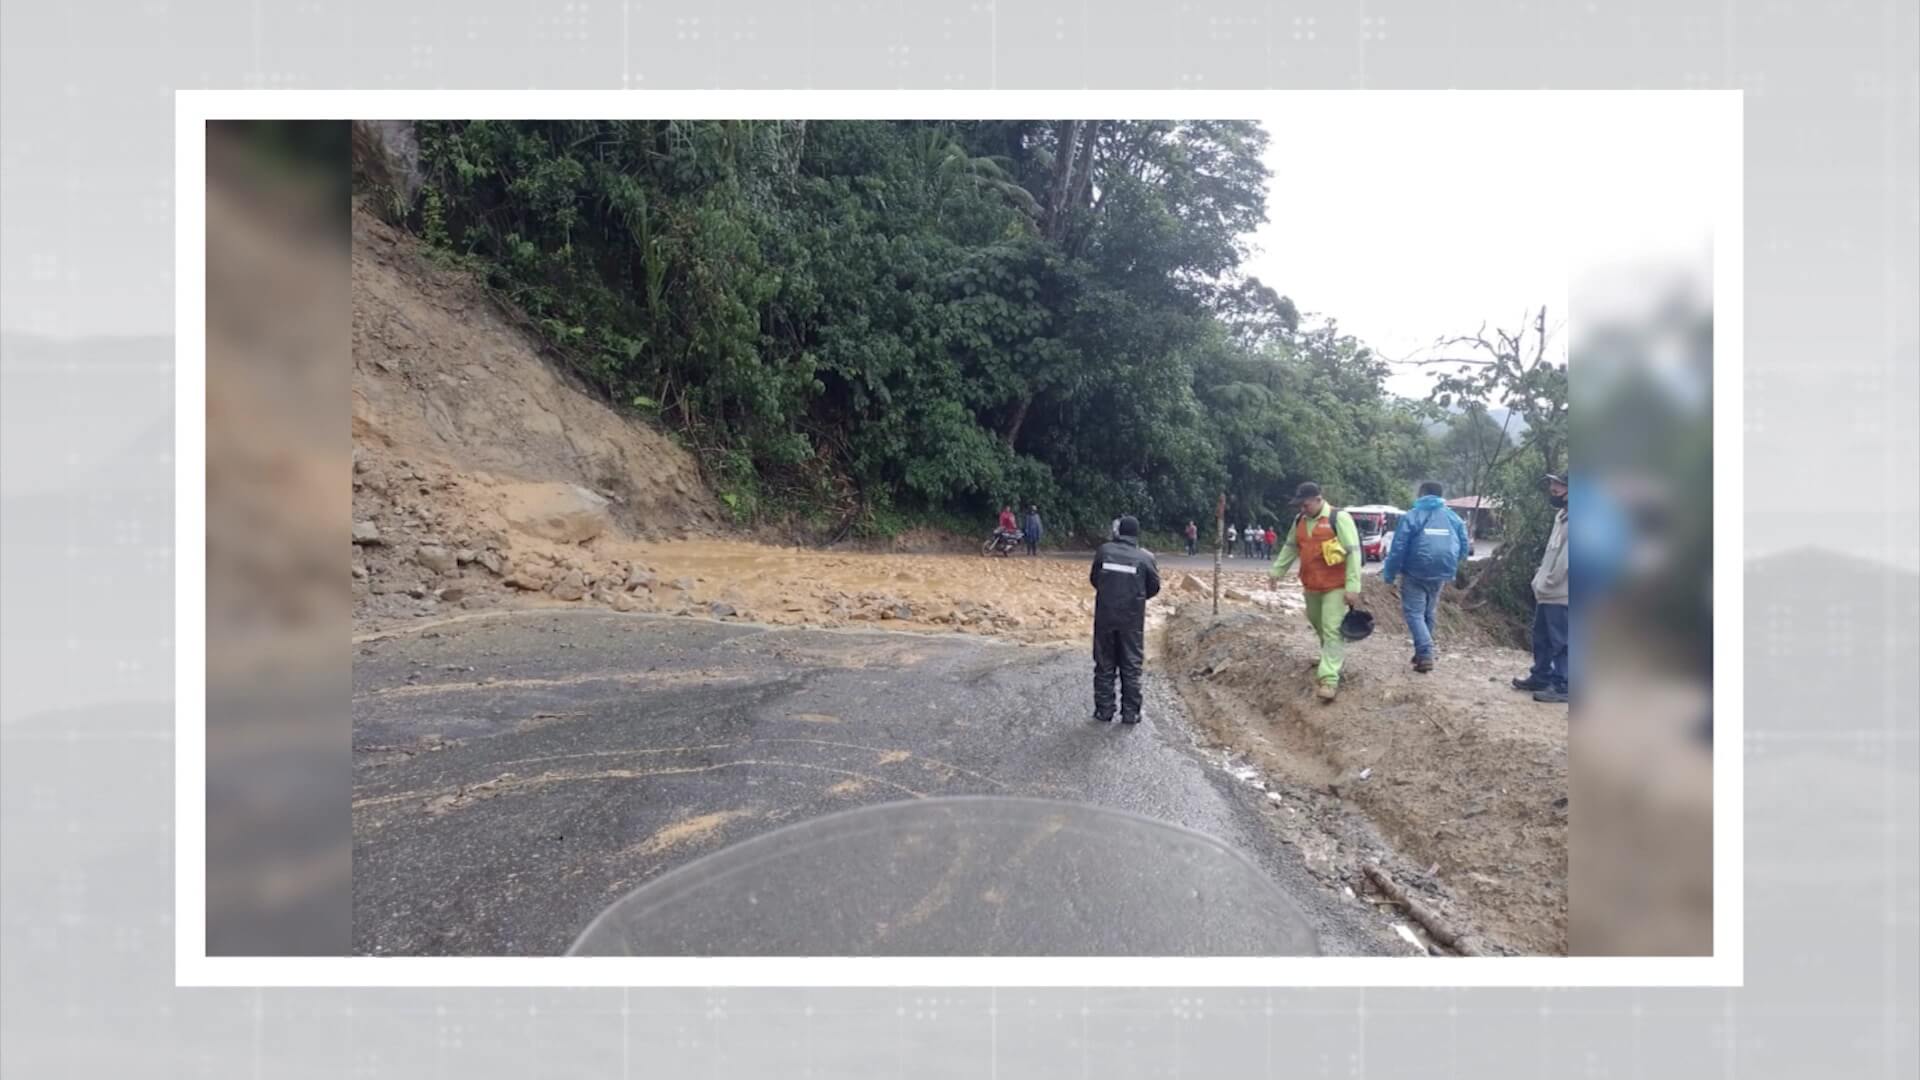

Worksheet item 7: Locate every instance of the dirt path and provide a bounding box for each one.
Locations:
[1162,599,1569,955]
[356,536,1276,647]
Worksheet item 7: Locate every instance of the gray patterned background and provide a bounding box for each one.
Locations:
[3,1,1916,1076]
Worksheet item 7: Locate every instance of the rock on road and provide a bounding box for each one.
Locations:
[352,609,1394,956]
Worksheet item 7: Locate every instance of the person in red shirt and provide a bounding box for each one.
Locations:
[998,505,1018,535]
[1264,525,1277,560]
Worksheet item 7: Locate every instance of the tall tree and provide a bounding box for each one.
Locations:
[395,118,1437,543]
[1420,306,1568,476]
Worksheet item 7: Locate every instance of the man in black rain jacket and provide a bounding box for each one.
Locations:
[1089,515,1161,724]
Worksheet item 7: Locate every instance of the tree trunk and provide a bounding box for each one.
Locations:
[1043,120,1081,243]
[1004,395,1033,450]
[1062,120,1100,236]
[1363,866,1489,957]
[1461,537,1524,605]
[1068,132,1114,261]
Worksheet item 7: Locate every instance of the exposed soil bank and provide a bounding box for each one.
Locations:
[1161,601,1569,955]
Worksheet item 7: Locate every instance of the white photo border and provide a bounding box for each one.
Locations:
[175,89,1743,988]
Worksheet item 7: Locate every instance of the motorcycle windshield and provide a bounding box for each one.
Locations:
[569,797,1320,956]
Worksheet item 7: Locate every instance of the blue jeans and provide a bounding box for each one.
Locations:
[1529,602,1570,693]
[1400,577,1444,660]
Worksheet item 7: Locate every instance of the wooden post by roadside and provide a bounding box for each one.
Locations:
[1212,493,1225,615]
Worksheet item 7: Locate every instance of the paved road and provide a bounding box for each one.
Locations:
[1040,536,1500,577]
[352,610,1391,956]
[1039,549,1379,576]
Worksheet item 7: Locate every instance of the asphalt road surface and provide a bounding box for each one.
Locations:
[1041,548,1379,576]
[1041,537,1500,576]
[352,609,1391,956]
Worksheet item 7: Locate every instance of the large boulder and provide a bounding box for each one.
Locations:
[503,564,552,591]
[548,571,589,602]
[499,482,616,544]
[413,544,457,575]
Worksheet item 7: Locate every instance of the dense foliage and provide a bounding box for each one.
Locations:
[377,119,1496,542]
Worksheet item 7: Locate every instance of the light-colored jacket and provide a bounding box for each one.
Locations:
[1532,508,1569,604]
[1270,503,1363,594]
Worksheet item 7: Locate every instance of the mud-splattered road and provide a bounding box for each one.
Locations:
[351,609,1399,956]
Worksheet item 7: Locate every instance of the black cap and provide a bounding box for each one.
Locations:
[1117,515,1140,537]
[1293,481,1321,501]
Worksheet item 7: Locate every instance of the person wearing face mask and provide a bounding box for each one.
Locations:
[1513,473,1571,704]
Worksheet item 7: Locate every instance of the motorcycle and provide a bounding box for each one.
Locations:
[982,529,1022,557]
[570,796,1320,956]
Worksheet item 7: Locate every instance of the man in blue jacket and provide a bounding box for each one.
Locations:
[1023,505,1044,557]
[1381,480,1472,673]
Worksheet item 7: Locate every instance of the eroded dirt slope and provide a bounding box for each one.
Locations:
[351,207,724,625]
[1163,602,1569,955]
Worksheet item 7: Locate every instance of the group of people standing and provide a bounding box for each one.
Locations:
[1223,522,1278,560]
[1087,474,1572,719]
[1170,519,1279,558]
[1269,474,1570,706]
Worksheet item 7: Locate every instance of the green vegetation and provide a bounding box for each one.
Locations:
[371,119,1568,619]
[1418,308,1572,633]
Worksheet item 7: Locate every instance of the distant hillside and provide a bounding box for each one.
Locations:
[1420,403,1530,440]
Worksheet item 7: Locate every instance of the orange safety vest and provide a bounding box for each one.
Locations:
[1296,511,1347,593]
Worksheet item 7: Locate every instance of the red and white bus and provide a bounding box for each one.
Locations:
[1345,504,1405,563]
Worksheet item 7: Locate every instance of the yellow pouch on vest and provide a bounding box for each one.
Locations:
[1320,537,1346,566]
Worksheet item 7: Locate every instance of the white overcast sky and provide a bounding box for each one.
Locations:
[1242,95,1729,402]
